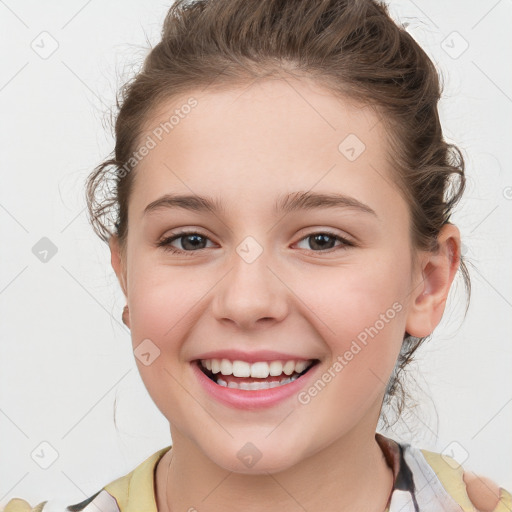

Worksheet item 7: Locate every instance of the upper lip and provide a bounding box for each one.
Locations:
[191,349,319,364]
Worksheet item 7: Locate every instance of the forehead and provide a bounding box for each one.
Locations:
[129,77,400,220]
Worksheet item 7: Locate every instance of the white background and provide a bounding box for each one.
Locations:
[1,0,511,508]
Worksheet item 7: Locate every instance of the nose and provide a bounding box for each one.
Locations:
[212,248,289,331]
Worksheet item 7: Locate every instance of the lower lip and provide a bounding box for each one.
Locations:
[191,360,320,410]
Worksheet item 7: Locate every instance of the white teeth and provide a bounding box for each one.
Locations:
[295,360,308,373]
[216,374,300,390]
[269,361,283,376]
[250,362,269,378]
[211,359,220,374]
[220,359,232,375]
[200,358,313,378]
[232,360,251,377]
[283,360,295,375]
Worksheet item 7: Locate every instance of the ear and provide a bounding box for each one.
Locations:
[405,223,461,338]
[109,235,128,298]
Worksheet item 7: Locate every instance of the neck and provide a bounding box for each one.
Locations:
[155,421,394,512]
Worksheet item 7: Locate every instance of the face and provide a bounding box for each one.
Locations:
[110,76,453,474]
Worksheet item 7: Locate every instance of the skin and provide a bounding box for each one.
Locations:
[109,76,462,512]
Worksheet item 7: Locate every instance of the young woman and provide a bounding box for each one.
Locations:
[4,1,510,511]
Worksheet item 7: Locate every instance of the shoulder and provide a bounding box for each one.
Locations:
[378,434,511,512]
[414,446,511,512]
[1,446,171,512]
[0,498,47,512]
[463,471,502,512]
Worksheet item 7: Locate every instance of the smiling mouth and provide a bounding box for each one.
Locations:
[195,359,320,390]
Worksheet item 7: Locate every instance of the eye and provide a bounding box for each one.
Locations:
[157,231,215,256]
[157,230,354,255]
[295,231,354,252]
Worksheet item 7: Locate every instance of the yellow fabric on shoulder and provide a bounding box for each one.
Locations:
[102,445,171,512]
[493,488,512,512]
[1,498,47,512]
[420,448,512,512]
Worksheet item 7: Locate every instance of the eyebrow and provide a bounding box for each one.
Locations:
[143,191,377,217]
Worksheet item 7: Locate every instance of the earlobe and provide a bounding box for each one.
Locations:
[405,224,461,338]
[109,235,128,298]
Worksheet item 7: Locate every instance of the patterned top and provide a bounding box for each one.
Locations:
[2,433,511,512]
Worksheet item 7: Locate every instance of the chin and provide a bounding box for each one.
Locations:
[203,441,302,475]
[221,455,298,475]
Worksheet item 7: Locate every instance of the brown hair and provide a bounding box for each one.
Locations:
[86,0,471,429]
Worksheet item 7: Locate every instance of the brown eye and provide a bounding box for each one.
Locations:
[295,231,353,252]
[157,231,213,255]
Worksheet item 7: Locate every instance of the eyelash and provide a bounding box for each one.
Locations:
[156,230,355,256]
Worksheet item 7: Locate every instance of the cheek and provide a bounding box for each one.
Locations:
[127,255,202,344]
[292,253,410,391]
[126,261,198,415]
[296,253,410,339]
